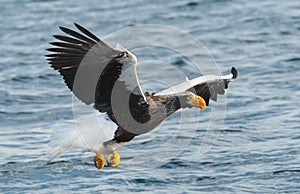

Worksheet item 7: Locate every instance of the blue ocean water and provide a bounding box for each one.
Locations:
[1,0,300,193]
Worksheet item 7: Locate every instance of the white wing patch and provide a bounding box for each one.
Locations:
[115,43,147,101]
[115,43,128,52]
[155,73,234,96]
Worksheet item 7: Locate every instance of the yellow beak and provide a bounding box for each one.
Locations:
[187,95,206,110]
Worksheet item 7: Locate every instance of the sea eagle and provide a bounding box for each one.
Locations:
[46,23,238,169]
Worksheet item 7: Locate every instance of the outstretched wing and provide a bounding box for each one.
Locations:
[155,67,238,105]
[46,23,148,114]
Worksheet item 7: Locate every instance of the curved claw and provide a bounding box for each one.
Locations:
[93,150,105,169]
[107,151,120,168]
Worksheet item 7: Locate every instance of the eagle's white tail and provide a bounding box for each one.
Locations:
[48,124,82,162]
[48,113,117,162]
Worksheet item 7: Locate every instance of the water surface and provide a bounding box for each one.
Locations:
[1,0,300,193]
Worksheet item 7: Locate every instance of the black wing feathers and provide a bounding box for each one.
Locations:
[46,23,148,123]
[188,67,237,106]
[74,23,100,42]
[47,23,106,104]
[58,26,96,46]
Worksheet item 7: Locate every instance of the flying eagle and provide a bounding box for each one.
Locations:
[46,23,238,169]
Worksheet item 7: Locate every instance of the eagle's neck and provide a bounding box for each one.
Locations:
[148,94,182,117]
[161,96,182,117]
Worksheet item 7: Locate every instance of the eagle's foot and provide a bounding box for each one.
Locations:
[107,151,120,168]
[93,150,105,169]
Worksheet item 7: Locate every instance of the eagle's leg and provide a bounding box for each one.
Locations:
[93,150,105,169]
[101,127,136,168]
[107,151,120,168]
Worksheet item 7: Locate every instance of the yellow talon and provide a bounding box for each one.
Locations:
[107,151,120,168]
[93,150,105,169]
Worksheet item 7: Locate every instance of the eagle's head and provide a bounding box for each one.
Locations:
[178,91,206,110]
